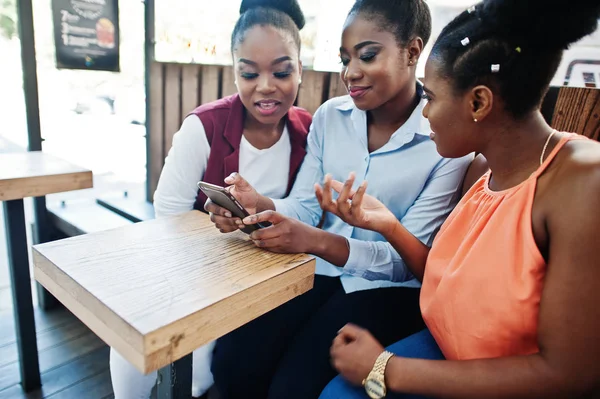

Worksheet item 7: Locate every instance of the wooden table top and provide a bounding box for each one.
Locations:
[32,211,315,373]
[0,151,92,201]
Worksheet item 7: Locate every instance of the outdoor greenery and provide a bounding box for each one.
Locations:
[0,0,16,39]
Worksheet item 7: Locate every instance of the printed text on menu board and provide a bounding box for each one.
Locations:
[52,0,120,72]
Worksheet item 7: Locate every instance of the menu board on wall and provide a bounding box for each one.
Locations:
[52,0,120,72]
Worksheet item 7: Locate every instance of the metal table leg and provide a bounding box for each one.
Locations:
[31,196,60,310]
[156,353,193,399]
[3,199,41,391]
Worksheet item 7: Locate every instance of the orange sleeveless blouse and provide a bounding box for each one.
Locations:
[420,133,584,360]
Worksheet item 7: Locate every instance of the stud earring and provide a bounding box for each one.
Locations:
[299,78,302,84]
[474,118,478,122]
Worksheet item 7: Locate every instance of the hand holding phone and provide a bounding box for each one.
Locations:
[198,181,271,234]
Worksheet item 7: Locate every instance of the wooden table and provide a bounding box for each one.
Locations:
[0,151,92,391]
[32,211,315,398]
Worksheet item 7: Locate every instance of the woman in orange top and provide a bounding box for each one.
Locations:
[308,0,600,397]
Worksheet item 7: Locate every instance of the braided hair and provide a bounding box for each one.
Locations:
[430,0,600,117]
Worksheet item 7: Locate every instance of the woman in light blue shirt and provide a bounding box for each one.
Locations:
[206,0,472,398]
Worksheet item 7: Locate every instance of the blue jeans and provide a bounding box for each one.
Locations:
[319,329,444,399]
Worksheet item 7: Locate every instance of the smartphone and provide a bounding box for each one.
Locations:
[197,181,271,234]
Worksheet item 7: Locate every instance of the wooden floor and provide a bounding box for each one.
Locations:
[0,192,115,399]
[0,302,114,399]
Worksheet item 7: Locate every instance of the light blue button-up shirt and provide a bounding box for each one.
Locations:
[273,86,473,293]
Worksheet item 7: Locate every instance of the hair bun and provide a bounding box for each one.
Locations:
[240,0,305,30]
[479,0,600,49]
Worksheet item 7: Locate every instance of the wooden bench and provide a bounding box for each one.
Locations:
[47,200,134,237]
[147,63,600,200]
[47,195,155,238]
[541,86,600,140]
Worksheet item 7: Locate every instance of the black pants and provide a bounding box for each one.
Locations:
[211,275,424,399]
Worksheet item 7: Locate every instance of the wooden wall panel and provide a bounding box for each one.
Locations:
[297,70,327,114]
[148,63,164,200]
[148,60,599,201]
[163,64,182,154]
[328,72,347,100]
[221,66,237,98]
[552,87,600,141]
[181,64,201,120]
[201,65,221,104]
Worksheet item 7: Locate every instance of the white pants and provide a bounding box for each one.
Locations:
[110,341,216,399]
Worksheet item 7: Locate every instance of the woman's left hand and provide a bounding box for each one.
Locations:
[330,323,386,386]
[243,211,317,254]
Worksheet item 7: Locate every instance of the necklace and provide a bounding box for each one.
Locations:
[540,130,558,166]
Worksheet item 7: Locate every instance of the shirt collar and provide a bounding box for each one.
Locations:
[334,81,430,135]
[335,82,430,151]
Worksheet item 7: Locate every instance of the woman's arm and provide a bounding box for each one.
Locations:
[315,175,431,279]
[153,116,209,218]
[315,154,477,281]
[240,210,348,264]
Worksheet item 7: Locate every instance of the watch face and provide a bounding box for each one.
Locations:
[365,377,386,399]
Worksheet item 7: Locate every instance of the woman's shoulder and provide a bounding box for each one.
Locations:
[307,95,355,125]
[288,105,313,126]
[461,153,489,197]
[190,94,238,117]
[541,137,600,214]
[552,137,600,186]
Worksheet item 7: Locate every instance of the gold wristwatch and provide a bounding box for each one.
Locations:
[363,350,395,399]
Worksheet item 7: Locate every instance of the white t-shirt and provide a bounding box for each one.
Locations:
[153,115,291,218]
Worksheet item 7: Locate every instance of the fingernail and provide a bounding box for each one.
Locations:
[224,211,232,218]
[224,173,236,183]
[243,216,253,224]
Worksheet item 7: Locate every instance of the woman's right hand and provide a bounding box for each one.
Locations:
[223,173,260,215]
[315,173,398,236]
[204,173,261,233]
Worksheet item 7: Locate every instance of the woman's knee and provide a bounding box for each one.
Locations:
[110,347,157,399]
[319,375,365,399]
[191,342,216,397]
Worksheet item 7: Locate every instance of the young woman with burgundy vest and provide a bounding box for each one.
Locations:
[109,1,311,398]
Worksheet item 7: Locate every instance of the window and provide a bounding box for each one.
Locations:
[0,0,146,205]
[155,0,600,87]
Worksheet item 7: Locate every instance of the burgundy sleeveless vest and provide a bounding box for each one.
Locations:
[190,94,312,211]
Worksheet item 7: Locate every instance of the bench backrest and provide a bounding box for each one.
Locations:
[147,62,600,197]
